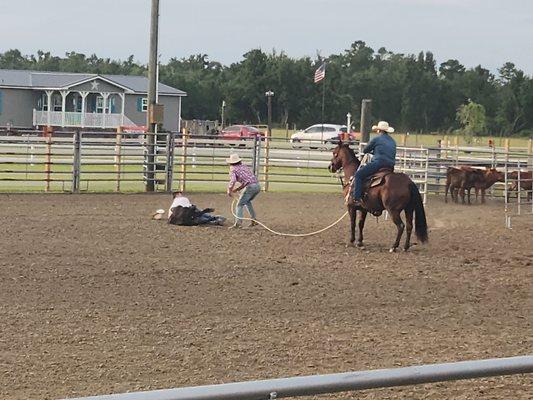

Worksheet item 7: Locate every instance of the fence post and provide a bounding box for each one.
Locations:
[453,136,459,165]
[252,134,259,176]
[44,127,52,192]
[401,134,407,172]
[263,129,271,191]
[115,127,122,192]
[527,139,533,169]
[165,131,175,192]
[72,130,81,193]
[179,128,189,192]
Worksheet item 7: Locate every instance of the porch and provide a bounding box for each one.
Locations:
[32,89,134,129]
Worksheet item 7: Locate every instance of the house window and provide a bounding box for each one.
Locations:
[141,98,148,112]
[37,93,48,111]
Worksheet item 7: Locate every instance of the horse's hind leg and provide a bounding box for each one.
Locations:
[348,205,356,246]
[357,210,368,248]
[403,208,414,251]
[389,210,405,253]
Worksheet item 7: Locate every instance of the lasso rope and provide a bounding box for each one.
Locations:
[230,198,348,237]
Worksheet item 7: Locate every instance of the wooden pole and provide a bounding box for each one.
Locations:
[454,136,459,165]
[179,128,188,192]
[115,127,122,192]
[44,127,52,192]
[360,99,372,143]
[527,139,533,169]
[145,0,159,192]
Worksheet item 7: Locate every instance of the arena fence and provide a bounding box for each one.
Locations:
[64,356,533,400]
[0,130,531,199]
[504,160,533,228]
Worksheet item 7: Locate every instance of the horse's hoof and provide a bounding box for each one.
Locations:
[356,242,364,248]
[389,248,397,253]
[403,247,409,252]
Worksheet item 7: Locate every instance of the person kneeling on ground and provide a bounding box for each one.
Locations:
[168,191,226,226]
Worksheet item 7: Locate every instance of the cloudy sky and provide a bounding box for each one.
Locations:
[2,0,533,74]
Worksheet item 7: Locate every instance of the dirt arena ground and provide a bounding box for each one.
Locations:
[0,193,531,400]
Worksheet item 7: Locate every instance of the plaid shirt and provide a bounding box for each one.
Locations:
[228,163,258,190]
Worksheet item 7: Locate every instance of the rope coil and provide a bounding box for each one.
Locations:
[230,198,348,237]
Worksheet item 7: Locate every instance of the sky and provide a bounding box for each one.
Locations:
[1,0,533,74]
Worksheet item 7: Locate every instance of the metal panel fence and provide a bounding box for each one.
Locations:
[0,131,531,199]
[64,356,533,400]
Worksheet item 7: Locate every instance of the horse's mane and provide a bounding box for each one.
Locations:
[340,143,358,164]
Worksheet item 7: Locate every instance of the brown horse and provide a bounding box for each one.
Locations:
[329,143,428,252]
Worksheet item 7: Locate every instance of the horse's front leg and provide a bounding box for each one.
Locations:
[348,205,357,246]
[357,209,368,248]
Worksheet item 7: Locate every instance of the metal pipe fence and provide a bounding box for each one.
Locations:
[64,356,533,400]
[0,131,531,198]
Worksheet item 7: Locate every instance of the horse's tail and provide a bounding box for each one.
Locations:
[409,182,428,243]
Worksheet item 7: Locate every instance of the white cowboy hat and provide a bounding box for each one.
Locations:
[225,153,242,164]
[372,121,395,133]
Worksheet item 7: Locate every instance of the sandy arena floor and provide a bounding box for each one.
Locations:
[0,193,531,399]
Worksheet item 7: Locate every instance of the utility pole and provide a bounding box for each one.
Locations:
[145,0,159,192]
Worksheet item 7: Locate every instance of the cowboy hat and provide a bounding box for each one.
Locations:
[372,121,395,133]
[225,153,242,164]
[152,209,166,220]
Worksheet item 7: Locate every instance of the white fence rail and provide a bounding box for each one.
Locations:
[33,110,127,128]
[0,131,531,200]
[64,356,533,400]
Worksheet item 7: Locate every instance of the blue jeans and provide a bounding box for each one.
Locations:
[198,213,225,225]
[353,160,391,200]
[235,183,261,225]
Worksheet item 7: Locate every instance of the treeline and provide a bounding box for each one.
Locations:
[1,41,532,136]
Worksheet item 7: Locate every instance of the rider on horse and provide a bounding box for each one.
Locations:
[352,121,397,206]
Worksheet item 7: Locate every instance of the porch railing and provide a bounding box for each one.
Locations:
[33,110,128,128]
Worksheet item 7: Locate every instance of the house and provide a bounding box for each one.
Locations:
[0,69,186,131]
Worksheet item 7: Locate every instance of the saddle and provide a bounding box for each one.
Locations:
[344,167,394,208]
[363,167,394,190]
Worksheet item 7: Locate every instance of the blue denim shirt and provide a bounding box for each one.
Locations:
[363,133,396,166]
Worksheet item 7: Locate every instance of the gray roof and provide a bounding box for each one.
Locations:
[0,69,186,96]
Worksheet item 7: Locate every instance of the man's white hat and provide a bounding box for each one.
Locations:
[225,153,242,164]
[372,121,395,133]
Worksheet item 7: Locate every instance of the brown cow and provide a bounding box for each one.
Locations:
[445,166,504,204]
[445,166,484,204]
[467,167,505,204]
[508,171,533,202]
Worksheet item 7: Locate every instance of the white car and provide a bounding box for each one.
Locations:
[290,124,347,147]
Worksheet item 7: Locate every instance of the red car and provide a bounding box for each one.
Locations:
[219,125,265,141]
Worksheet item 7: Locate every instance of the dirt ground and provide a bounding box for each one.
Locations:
[0,193,531,400]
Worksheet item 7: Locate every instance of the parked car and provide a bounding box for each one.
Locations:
[290,124,358,148]
[219,125,265,141]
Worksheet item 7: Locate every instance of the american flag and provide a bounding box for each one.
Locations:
[314,63,326,83]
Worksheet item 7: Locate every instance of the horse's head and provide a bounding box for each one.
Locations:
[328,141,357,173]
[328,142,344,172]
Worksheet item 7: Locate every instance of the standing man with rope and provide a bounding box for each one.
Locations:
[226,153,261,229]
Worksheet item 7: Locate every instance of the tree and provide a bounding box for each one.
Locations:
[456,100,487,143]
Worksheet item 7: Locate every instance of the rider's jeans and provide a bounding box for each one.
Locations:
[353,160,390,200]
